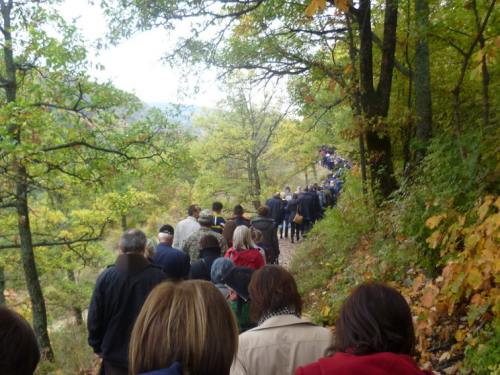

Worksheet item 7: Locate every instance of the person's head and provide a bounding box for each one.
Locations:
[145,239,156,259]
[212,202,223,214]
[198,209,213,227]
[211,258,235,284]
[251,228,263,243]
[296,186,301,192]
[333,282,415,356]
[330,180,335,186]
[210,258,234,284]
[285,186,290,192]
[119,228,147,254]
[292,193,298,199]
[280,192,286,199]
[232,226,256,251]
[0,306,40,375]
[304,186,309,192]
[158,224,175,244]
[129,281,239,375]
[233,204,244,217]
[257,205,269,217]
[188,204,201,219]
[249,265,302,323]
[199,234,221,258]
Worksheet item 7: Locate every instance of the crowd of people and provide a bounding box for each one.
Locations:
[1,198,433,375]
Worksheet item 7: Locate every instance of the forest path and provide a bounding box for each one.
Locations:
[277,235,302,269]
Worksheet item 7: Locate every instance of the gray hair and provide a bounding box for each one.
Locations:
[145,239,156,259]
[158,232,173,240]
[120,228,147,254]
[211,258,235,284]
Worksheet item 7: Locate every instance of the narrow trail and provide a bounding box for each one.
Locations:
[277,235,301,269]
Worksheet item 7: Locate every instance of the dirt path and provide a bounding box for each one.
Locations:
[277,235,301,269]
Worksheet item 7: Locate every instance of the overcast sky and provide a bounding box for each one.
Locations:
[57,2,222,107]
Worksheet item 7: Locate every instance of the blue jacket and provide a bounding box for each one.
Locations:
[139,362,183,375]
[153,243,191,279]
[265,195,285,224]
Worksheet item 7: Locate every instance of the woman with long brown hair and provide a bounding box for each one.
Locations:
[129,280,239,375]
[294,282,434,375]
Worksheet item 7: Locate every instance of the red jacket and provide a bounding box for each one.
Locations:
[294,352,434,375]
[225,248,265,270]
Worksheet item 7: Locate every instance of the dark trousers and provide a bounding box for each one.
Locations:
[99,360,128,375]
[302,219,311,234]
[291,222,301,240]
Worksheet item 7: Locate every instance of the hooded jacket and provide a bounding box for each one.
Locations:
[225,247,265,270]
[294,352,435,375]
[87,253,167,367]
[250,216,280,263]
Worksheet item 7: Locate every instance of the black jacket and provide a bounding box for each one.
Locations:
[298,193,316,219]
[251,216,280,263]
[286,198,300,216]
[188,247,221,281]
[87,253,167,367]
[265,195,285,224]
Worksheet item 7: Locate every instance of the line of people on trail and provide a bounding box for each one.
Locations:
[2,265,434,375]
[2,198,431,375]
[268,181,344,242]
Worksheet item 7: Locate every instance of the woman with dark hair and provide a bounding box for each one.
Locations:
[129,280,239,375]
[294,282,434,375]
[188,234,222,281]
[250,206,280,264]
[223,266,257,333]
[285,193,301,243]
[0,306,40,375]
[231,266,333,375]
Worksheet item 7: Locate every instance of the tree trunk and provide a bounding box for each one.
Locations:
[248,155,262,210]
[1,0,54,360]
[312,163,318,183]
[17,172,54,360]
[0,266,6,306]
[121,215,127,231]
[414,0,433,161]
[67,269,84,326]
[355,0,399,201]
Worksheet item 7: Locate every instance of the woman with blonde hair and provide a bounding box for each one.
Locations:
[129,280,239,375]
[224,226,265,270]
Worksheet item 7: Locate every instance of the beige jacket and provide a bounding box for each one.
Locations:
[230,314,334,375]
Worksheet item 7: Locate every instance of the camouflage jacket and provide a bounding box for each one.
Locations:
[181,227,228,261]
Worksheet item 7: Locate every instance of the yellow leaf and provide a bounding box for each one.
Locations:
[455,330,466,342]
[467,267,483,290]
[344,64,352,74]
[322,306,331,317]
[426,214,446,229]
[439,352,451,362]
[305,0,327,16]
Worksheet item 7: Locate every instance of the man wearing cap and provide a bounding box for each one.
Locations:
[182,209,228,261]
[153,225,191,280]
[173,204,201,249]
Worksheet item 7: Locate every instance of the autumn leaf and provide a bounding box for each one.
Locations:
[305,0,327,16]
[334,0,350,13]
[426,214,447,229]
[421,288,435,308]
[304,94,313,103]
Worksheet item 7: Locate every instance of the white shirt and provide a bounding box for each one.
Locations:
[173,216,200,249]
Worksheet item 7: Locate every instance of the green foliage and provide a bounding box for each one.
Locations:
[462,323,500,375]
